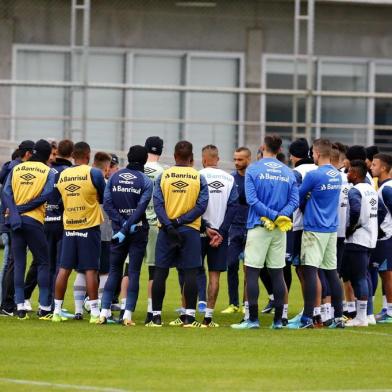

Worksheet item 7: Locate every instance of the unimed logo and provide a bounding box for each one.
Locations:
[20,173,36,181]
[172,180,188,190]
[65,184,81,193]
[209,181,224,190]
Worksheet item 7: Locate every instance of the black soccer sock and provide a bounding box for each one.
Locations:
[302,265,318,319]
[183,268,198,311]
[148,266,155,281]
[259,267,273,296]
[323,269,343,318]
[283,263,292,292]
[246,267,260,322]
[151,267,169,312]
[268,268,286,323]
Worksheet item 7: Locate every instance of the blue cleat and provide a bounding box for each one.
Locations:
[197,301,207,313]
[270,321,283,329]
[287,316,313,329]
[231,319,260,329]
[261,299,274,314]
[288,312,302,325]
[328,318,345,329]
[375,308,387,321]
[376,313,392,324]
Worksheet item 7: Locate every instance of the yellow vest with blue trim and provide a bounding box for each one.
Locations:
[160,166,201,230]
[11,161,50,224]
[57,165,103,230]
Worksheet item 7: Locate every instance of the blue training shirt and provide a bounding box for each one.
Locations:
[299,164,342,233]
[245,157,299,230]
[231,171,248,226]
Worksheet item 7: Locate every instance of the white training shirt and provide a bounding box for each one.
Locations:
[337,171,351,238]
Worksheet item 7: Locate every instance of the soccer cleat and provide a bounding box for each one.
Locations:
[367,314,376,325]
[89,315,100,324]
[270,321,283,329]
[38,310,53,320]
[24,299,33,312]
[97,316,108,325]
[288,312,302,324]
[231,319,260,329]
[183,320,207,328]
[144,312,153,325]
[111,303,121,312]
[83,297,91,313]
[16,310,29,320]
[146,315,162,327]
[60,309,75,319]
[287,317,313,329]
[282,318,288,327]
[345,317,368,327]
[197,301,207,313]
[169,317,184,326]
[123,319,136,327]
[0,308,14,317]
[221,304,240,314]
[375,308,387,321]
[328,318,345,329]
[52,313,67,323]
[323,319,333,327]
[376,313,392,324]
[74,313,83,321]
[203,320,220,328]
[261,299,274,314]
[313,316,323,329]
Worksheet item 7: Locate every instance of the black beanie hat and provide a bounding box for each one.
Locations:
[32,139,52,163]
[145,136,163,156]
[346,145,366,161]
[366,146,379,161]
[127,145,148,165]
[18,140,35,152]
[289,138,309,159]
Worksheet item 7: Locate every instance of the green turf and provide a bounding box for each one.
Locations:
[0,249,391,392]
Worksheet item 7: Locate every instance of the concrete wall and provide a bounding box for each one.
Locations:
[1,0,392,152]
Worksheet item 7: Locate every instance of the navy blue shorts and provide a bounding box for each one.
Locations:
[201,235,228,272]
[291,230,303,266]
[227,225,247,267]
[155,227,202,270]
[371,237,392,272]
[100,241,111,274]
[60,226,101,271]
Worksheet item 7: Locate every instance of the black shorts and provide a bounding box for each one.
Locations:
[291,230,303,267]
[201,235,228,272]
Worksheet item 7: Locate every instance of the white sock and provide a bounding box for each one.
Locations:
[54,299,63,315]
[326,303,331,320]
[124,310,132,321]
[73,273,86,314]
[40,305,51,312]
[268,294,274,301]
[282,304,288,319]
[342,301,348,312]
[185,309,196,318]
[313,306,321,317]
[244,301,249,321]
[357,300,368,321]
[98,274,108,301]
[120,298,126,310]
[89,299,100,317]
[100,308,110,318]
[17,303,25,311]
[147,298,152,313]
[153,310,161,316]
[320,304,327,322]
[387,303,392,317]
[180,307,186,316]
[330,306,335,319]
[205,308,214,319]
[348,301,356,313]
[383,295,387,310]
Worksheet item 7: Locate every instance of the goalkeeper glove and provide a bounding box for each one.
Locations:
[261,217,275,231]
[274,216,293,232]
[112,231,126,244]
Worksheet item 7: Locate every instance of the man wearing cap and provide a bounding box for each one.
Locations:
[53,142,106,324]
[98,145,152,326]
[143,136,166,324]
[2,139,55,319]
[108,154,120,177]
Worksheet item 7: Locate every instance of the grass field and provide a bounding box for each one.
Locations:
[0,249,392,392]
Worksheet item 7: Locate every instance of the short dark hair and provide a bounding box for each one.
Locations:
[374,153,392,172]
[276,152,286,163]
[12,149,20,160]
[264,134,282,154]
[332,142,347,155]
[94,151,112,170]
[313,138,332,157]
[73,142,90,160]
[349,159,368,180]
[57,139,74,158]
[202,144,219,159]
[235,146,251,157]
[174,140,193,161]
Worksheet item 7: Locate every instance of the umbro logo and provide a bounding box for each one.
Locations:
[342,188,349,195]
[264,162,282,169]
[51,168,58,174]
[20,173,36,181]
[209,181,224,190]
[370,198,377,206]
[172,181,188,190]
[119,173,136,181]
[65,184,81,193]
[326,170,339,178]
[144,167,157,175]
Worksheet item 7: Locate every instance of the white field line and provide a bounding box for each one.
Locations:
[344,329,392,338]
[0,378,129,392]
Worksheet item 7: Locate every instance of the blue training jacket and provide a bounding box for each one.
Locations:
[245,157,299,230]
[231,171,248,226]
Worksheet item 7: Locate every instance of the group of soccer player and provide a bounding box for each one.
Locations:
[0,132,392,329]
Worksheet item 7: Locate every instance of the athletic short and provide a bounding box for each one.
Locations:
[201,235,228,272]
[99,241,111,274]
[227,225,247,267]
[60,226,101,271]
[244,226,286,269]
[300,231,337,270]
[336,237,346,277]
[144,223,158,266]
[155,227,202,270]
[44,221,63,269]
[370,237,392,272]
[290,230,303,266]
[342,247,371,283]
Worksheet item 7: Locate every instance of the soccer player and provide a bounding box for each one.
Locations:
[195,145,238,327]
[108,153,120,177]
[370,153,392,323]
[99,146,152,326]
[344,160,378,327]
[221,147,251,314]
[2,140,55,319]
[232,135,299,330]
[53,142,106,323]
[143,136,165,324]
[291,138,344,329]
[24,139,74,312]
[73,151,112,320]
[148,140,209,328]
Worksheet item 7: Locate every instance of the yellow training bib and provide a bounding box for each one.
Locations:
[57,165,103,230]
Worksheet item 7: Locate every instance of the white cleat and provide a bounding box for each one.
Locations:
[367,314,376,325]
[345,317,368,327]
[24,299,33,312]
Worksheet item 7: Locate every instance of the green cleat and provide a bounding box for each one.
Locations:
[89,315,100,324]
[183,320,207,328]
[52,313,67,323]
[221,304,240,314]
[169,317,184,326]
